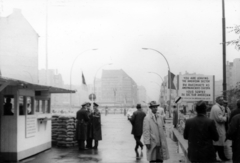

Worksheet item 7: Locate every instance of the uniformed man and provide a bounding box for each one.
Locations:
[92,102,102,149]
[75,102,91,150]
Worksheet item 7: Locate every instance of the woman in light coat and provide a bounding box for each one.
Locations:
[143,101,169,163]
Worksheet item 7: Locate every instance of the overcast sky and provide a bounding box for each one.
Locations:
[1,0,240,101]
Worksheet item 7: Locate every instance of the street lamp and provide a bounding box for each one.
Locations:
[94,63,112,100]
[148,72,164,82]
[142,48,172,117]
[69,48,98,108]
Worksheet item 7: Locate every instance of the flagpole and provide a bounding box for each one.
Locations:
[69,49,97,109]
[142,48,172,117]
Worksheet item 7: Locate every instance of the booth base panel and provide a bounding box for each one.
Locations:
[0,141,51,161]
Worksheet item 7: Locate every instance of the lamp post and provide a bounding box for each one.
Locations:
[222,0,227,100]
[69,48,98,108]
[148,72,164,82]
[94,63,112,100]
[143,48,172,117]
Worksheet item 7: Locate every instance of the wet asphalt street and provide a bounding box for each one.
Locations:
[18,114,184,163]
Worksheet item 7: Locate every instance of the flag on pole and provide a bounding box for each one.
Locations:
[82,72,88,91]
[168,71,176,89]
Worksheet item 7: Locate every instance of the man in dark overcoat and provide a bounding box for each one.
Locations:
[76,102,90,150]
[226,114,240,163]
[86,103,93,149]
[92,102,102,149]
[183,100,219,162]
[128,104,146,157]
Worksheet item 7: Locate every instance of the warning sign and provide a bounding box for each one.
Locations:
[179,75,214,102]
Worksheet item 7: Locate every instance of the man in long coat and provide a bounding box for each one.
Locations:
[172,105,178,128]
[143,101,169,163]
[76,102,90,150]
[184,101,219,162]
[226,114,240,163]
[210,96,229,161]
[92,102,102,149]
[128,104,146,157]
[86,103,93,149]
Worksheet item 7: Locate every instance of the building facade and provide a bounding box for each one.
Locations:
[137,86,147,104]
[0,9,38,84]
[226,58,240,90]
[101,69,138,107]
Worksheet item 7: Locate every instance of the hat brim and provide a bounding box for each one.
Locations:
[149,104,159,108]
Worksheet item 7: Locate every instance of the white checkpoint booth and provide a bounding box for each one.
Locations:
[0,77,75,161]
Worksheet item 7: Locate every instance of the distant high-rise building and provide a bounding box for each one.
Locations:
[137,86,147,104]
[101,69,138,107]
[226,58,240,90]
[0,9,39,84]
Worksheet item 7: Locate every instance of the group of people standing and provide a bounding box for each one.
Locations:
[75,102,102,150]
[184,96,240,163]
[128,101,169,163]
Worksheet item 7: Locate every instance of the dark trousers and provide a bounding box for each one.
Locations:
[134,135,143,150]
[214,145,228,161]
[94,140,99,148]
[150,160,163,163]
[78,140,85,150]
[86,139,93,148]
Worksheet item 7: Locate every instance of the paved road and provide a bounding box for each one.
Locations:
[18,114,184,163]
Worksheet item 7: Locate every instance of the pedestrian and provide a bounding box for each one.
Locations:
[229,99,240,124]
[172,105,178,128]
[75,102,90,150]
[128,104,146,158]
[222,100,231,131]
[183,100,219,162]
[86,102,93,149]
[143,101,169,163]
[157,105,166,123]
[226,114,240,163]
[210,96,230,161]
[105,106,108,116]
[91,102,102,149]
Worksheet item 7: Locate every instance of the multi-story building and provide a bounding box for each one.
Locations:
[137,86,147,104]
[226,58,240,90]
[0,9,38,83]
[101,69,138,107]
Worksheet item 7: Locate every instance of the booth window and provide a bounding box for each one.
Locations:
[35,99,39,113]
[19,96,25,115]
[45,99,50,113]
[26,97,34,115]
[3,95,14,115]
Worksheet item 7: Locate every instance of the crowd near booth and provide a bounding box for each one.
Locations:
[0,77,75,161]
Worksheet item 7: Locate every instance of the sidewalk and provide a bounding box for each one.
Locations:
[16,114,184,163]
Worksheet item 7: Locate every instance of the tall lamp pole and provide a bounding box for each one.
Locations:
[143,48,172,117]
[222,0,227,100]
[69,48,98,108]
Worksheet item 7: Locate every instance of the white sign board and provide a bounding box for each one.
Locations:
[179,75,214,102]
[26,115,37,138]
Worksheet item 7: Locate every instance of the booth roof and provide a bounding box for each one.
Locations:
[0,76,76,93]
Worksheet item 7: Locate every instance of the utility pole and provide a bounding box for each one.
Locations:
[222,0,227,100]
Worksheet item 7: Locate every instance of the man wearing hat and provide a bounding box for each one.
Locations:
[143,101,169,163]
[210,96,229,161]
[76,102,91,150]
[91,102,102,149]
[128,104,146,157]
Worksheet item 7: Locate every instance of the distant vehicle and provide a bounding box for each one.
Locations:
[127,108,137,119]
